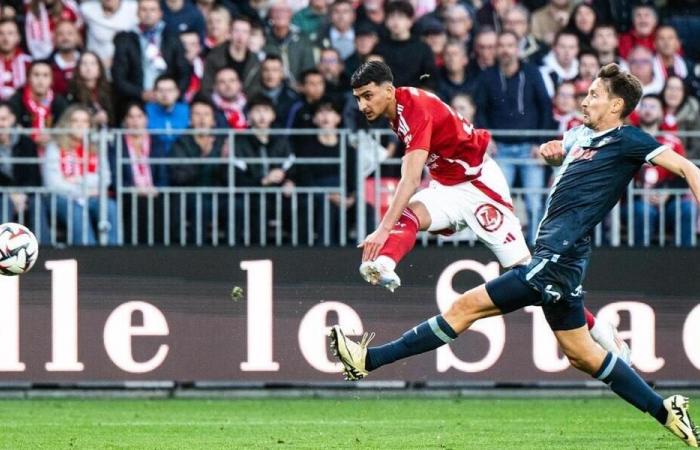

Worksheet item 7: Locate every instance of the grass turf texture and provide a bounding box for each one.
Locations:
[0,397,692,449]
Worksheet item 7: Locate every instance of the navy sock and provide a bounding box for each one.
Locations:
[594,352,667,424]
[365,315,458,371]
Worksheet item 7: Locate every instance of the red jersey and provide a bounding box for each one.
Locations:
[390,87,491,186]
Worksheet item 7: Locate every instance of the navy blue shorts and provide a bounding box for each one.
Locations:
[485,254,588,331]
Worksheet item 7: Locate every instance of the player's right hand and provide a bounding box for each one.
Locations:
[358,227,391,262]
[539,140,565,166]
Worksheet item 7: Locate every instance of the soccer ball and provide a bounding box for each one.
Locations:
[0,222,39,276]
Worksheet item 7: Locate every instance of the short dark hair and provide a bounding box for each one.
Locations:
[641,93,662,105]
[597,63,643,118]
[578,50,599,62]
[154,74,178,89]
[28,59,51,73]
[263,54,283,65]
[553,30,579,46]
[385,0,414,19]
[215,66,239,79]
[0,101,14,115]
[190,94,215,112]
[350,60,393,89]
[0,18,18,30]
[331,0,353,11]
[300,68,323,84]
[497,30,519,43]
[246,94,275,113]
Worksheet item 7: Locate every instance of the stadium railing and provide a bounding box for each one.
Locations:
[0,128,697,248]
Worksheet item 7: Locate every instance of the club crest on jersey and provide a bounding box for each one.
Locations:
[475,203,503,232]
[569,146,598,162]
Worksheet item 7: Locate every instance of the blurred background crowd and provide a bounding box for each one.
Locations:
[0,0,698,247]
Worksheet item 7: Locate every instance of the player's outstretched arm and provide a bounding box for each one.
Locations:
[539,140,565,166]
[651,149,700,204]
[359,150,428,261]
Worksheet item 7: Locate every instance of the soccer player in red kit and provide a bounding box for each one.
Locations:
[352,60,629,361]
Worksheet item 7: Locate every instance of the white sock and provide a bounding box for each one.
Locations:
[375,255,397,272]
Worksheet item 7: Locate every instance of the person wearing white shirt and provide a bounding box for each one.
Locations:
[80,0,138,70]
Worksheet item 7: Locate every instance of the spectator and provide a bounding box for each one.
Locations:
[344,22,379,78]
[112,0,190,120]
[248,21,267,59]
[618,4,657,59]
[49,21,83,97]
[563,3,596,53]
[503,5,548,65]
[67,51,114,128]
[162,0,206,41]
[531,0,572,46]
[653,25,694,83]
[420,17,448,68]
[469,27,497,78]
[474,31,552,243]
[251,54,298,128]
[110,102,168,244]
[146,75,189,155]
[354,0,385,37]
[211,67,247,129]
[233,95,295,243]
[204,5,231,50]
[291,0,328,41]
[80,0,138,69]
[449,92,475,122]
[202,15,261,96]
[552,80,582,134]
[180,30,204,102]
[9,61,69,146]
[0,102,49,242]
[263,0,316,86]
[293,101,358,244]
[633,94,693,247]
[539,30,579,97]
[443,4,473,52]
[476,0,515,33]
[43,105,118,245]
[24,0,83,60]
[628,45,664,95]
[0,19,31,101]
[287,68,325,151]
[318,0,356,61]
[437,39,477,102]
[591,23,626,69]
[374,0,437,89]
[573,50,600,95]
[662,75,700,160]
[317,47,350,108]
[168,96,228,243]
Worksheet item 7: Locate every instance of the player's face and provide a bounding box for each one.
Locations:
[352,82,393,122]
[580,78,623,129]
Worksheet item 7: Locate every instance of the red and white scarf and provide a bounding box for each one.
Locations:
[22,86,54,140]
[212,92,247,129]
[59,144,98,178]
[24,0,83,59]
[125,135,154,189]
[0,49,31,100]
[184,57,204,103]
[653,54,688,80]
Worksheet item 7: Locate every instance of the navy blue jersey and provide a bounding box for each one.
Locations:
[535,125,667,258]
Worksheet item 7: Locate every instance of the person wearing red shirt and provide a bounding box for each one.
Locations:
[353,60,629,360]
[0,19,31,101]
[618,5,657,60]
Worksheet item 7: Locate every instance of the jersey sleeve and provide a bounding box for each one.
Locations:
[401,107,432,153]
[625,128,669,164]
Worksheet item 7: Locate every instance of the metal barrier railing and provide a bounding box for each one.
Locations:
[0,127,698,248]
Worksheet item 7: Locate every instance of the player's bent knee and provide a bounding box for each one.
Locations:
[443,285,500,333]
[407,200,432,231]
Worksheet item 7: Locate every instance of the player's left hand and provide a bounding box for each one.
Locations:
[358,226,391,262]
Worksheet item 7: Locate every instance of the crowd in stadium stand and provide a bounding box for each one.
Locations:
[0,0,699,246]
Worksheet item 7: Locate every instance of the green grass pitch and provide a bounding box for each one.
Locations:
[0,397,692,449]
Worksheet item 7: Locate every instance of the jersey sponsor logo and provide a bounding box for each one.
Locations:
[569,146,598,162]
[475,203,503,232]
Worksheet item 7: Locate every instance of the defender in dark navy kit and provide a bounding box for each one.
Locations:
[330,64,700,446]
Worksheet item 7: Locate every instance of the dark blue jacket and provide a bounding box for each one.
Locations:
[474,62,554,144]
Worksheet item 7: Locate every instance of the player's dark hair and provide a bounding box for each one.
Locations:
[597,63,642,118]
[385,0,414,19]
[350,60,394,89]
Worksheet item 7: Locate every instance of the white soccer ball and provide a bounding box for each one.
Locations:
[0,222,39,276]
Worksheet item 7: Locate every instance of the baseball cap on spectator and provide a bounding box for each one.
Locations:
[355,21,378,37]
[419,17,445,36]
